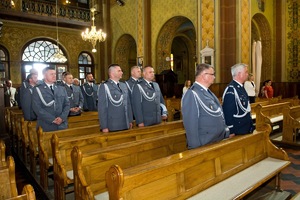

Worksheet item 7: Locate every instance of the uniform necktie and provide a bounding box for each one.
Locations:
[70,85,73,91]
[50,85,54,94]
[117,83,122,91]
[149,82,154,89]
[207,89,214,97]
[251,81,254,87]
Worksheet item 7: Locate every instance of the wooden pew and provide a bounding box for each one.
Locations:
[1,139,6,167]
[282,105,300,144]
[106,124,290,200]
[250,100,269,121]
[4,106,20,134]
[50,121,184,200]
[0,156,36,200]
[27,112,99,179]
[9,110,23,152]
[49,120,184,198]
[165,97,181,122]
[255,102,291,132]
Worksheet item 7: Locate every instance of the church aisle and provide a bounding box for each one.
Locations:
[281,148,300,195]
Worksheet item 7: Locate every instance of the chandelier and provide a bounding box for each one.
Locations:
[50,0,67,63]
[81,7,106,53]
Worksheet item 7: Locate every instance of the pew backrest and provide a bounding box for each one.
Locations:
[0,156,18,199]
[50,120,184,199]
[106,124,290,200]
[71,130,187,199]
[255,102,291,129]
[282,105,300,143]
[0,139,6,167]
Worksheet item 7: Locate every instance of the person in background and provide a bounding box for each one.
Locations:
[4,80,17,107]
[260,80,267,98]
[131,65,167,127]
[18,68,40,108]
[222,63,254,136]
[73,78,80,86]
[63,72,84,116]
[32,67,70,131]
[264,79,274,98]
[21,73,39,120]
[244,73,256,103]
[80,72,98,111]
[182,79,191,95]
[182,63,230,149]
[56,71,67,86]
[98,64,133,132]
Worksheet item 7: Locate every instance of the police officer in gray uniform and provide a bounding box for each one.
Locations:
[21,73,39,121]
[32,67,70,132]
[131,65,167,127]
[63,72,84,116]
[98,64,133,132]
[81,72,98,111]
[182,63,230,149]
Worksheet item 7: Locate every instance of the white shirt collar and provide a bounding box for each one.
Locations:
[234,80,243,87]
[195,81,208,91]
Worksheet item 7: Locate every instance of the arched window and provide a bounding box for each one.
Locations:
[78,52,94,84]
[21,39,68,81]
[0,46,9,85]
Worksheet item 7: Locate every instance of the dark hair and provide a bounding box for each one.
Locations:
[195,63,213,77]
[63,71,72,78]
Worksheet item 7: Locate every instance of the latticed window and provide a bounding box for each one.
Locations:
[21,40,67,81]
[78,52,94,83]
[0,47,9,84]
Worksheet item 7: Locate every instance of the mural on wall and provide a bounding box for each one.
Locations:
[287,0,300,81]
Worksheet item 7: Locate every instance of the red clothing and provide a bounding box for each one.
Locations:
[264,85,273,98]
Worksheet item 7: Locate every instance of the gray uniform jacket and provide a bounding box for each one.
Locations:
[182,83,229,149]
[64,84,84,116]
[32,82,70,132]
[21,83,37,121]
[98,79,133,131]
[81,82,98,111]
[131,79,167,126]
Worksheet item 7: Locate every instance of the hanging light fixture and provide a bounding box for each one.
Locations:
[81,4,106,53]
[50,0,67,63]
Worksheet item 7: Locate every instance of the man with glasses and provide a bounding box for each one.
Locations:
[182,63,230,149]
[222,63,254,136]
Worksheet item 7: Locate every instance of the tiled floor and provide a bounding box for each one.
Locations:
[281,148,300,196]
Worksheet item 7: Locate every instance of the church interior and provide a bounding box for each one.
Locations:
[1,0,300,199]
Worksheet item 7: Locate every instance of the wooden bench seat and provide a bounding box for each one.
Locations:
[282,105,300,144]
[106,124,290,200]
[0,156,36,200]
[26,112,99,180]
[187,157,288,199]
[51,120,184,199]
[255,102,291,132]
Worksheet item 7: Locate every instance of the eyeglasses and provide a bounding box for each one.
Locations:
[204,73,215,76]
